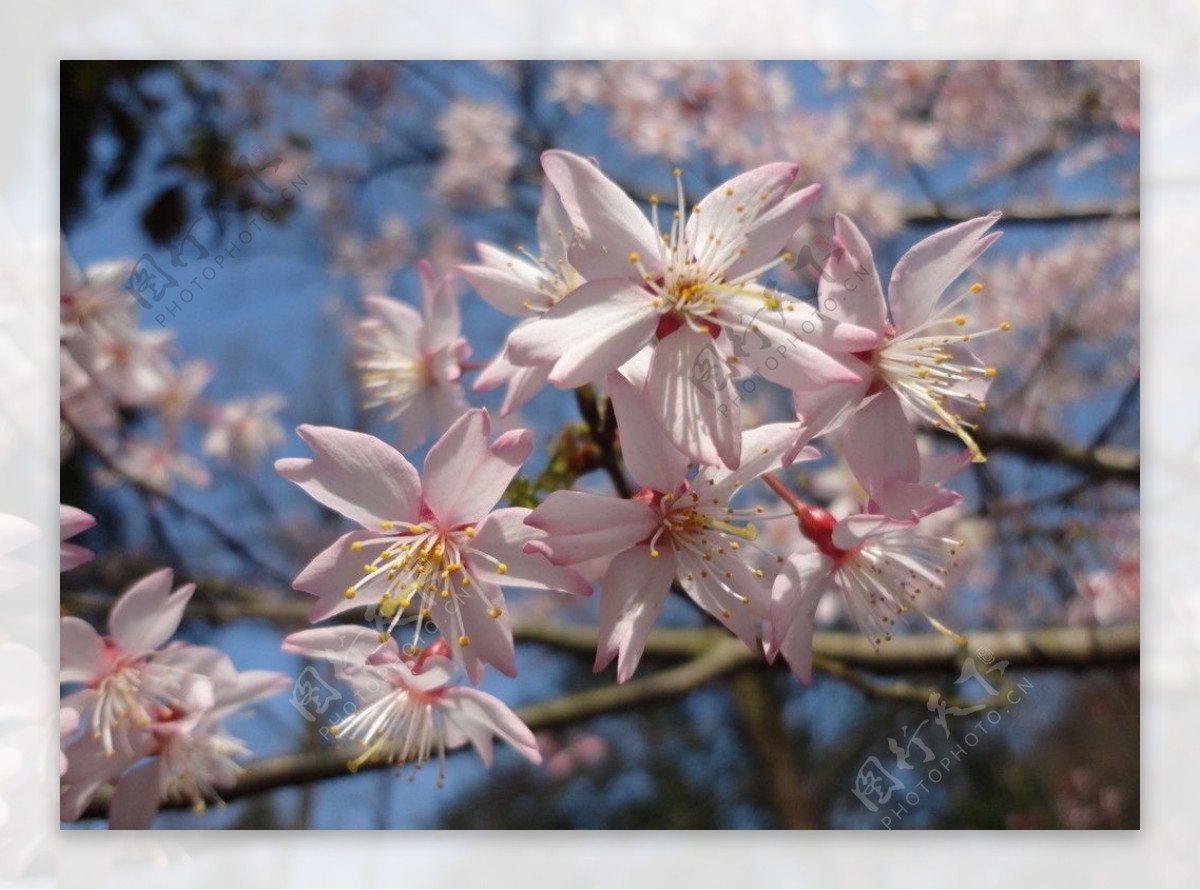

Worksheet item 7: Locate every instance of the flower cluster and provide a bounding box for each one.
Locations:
[60,250,286,490]
[59,565,288,828]
[273,149,1006,782]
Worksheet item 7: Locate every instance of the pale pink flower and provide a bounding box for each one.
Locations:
[60,505,96,572]
[507,150,875,468]
[433,100,520,208]
[100,437,212,492]
[354,260,471,452]
[155,359,215,427]
[276,409,590,683]
[59,569,205,761]
[525,372,817,681]
[201,393,286,470]
[103,649,289,828]
[284,628,540,780]
[765,502,964,684]
[461,183,581,416]
[790,212,1005,479]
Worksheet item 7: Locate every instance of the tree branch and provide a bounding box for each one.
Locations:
[902,200,1138,227]
[972,428,1139,481]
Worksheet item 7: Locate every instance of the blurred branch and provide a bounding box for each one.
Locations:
[972,428,1139,481]
[902,199,1139,227]
[77,621,1137,819]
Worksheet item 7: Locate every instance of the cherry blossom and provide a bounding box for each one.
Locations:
[354,260,471,451]
[276,408,590,683]
[201,393,286,470]
[284,628,540,780]
[789,212,1006,476]
[507,149,875,468]
[525,372,817,681]
[765,500,965,685]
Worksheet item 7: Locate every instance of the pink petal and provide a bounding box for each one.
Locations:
[442,686,542,766]
[107,758,164,829]
[459,244,551,317]
[292,529,382,622]
[673,539,765,649]
[870,481,963,522]
[434,577,515,683]
[208,670,291,721]
[283,625,386,666]
[60,505,97,540]
[535,179,573,268]
[842,389,919,502]
[275,425,422,529]
[59,616,106,683]
[789,373,871,445]
[469,507,592,596]
[706,421,819,497]
[685,164,802,271]
[715,294,874,393]
[109,568,194,653]
[540,149,661,281]
[473,346,552,416]
[767,552,834,684]
[418,260,463,354]
[362,294,422,356]
[505,279,661,389]
[607,370,689,492]
[524,491,659,565]
[833,514,915,552]
[422,408,531,528]
[60,542,95,572]
[889,211,1003,332]
[595,544,676,683]
[818,214,888,333]
[646,327,742,468]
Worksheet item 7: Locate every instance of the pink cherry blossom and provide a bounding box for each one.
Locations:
[276,408,590,683]
[284,627,540,780]
[506,149,876,468]
[60,568,204,760]
[104,648,289,828]
[765,501,965,685]
[460,183,581,416]
[201,393,286,470]
[59,505,96,572]
[354,260,471,452]
[524,372,818,681]
[790,212,1005,477]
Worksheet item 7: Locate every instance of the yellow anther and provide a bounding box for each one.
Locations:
[721,609,732,618]
[496,563,508,575]
[730,542,740,551]
[458,635,471,647]
[628,251,641,264]
[349,541,364,553]
[488,608,502,619]
[977,402,988,411]
[649,549,660,558]
[999,321,1012,331]
[672,167,682,177]
[464,526,476,538]
[983,368,998,378]
[362,564,375,573]
[344,587,357,599]
[420,608,431,618]
[954,315,968,326]
[649,194,660,205]
[379,600,398,618]
[378,632,390,643]
[462,577,471,586]
[408,525,423,534]
[399,599,412,608]
[724,186,734,196]
[380,521,394,530]
[754,569,765,578]
[439,588,450,599]
[970,282,984,294]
